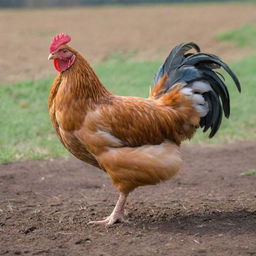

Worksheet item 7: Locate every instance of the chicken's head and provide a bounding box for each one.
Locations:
[48,33,76,72]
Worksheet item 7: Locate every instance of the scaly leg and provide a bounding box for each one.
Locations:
[88,192,128,227]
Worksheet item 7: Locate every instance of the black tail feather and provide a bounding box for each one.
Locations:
[201,69,230,118]
[209,90,223,138]
[154,42,200,85]
[201,92,213,132]
[154,42,241,138]
[182,53,241,92]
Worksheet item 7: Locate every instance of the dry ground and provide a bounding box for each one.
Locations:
[0,3,256,84]
[0,142,256,256]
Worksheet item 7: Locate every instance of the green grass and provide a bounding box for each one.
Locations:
[217,24,256,48]
[240,169,256,177]
[0,78,68,163]
[0,55,255,163]
[96,56,159,97]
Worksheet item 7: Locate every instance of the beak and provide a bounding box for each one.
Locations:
[48,53,56,60]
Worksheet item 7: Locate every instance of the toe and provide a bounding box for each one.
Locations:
[88,214,127,227]
[105,214,127,227]
[88,217,110,226]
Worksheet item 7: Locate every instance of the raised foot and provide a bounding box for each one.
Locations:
[88,213,127,227]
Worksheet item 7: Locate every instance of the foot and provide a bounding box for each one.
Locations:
[88,212,126,227]
[88,192,128,227]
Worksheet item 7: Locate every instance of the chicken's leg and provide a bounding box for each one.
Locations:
[88,192,128,227]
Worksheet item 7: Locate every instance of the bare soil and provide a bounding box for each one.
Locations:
[0,141,255,256]
[1,3,256,84]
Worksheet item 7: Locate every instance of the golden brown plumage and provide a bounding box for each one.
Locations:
[48,34,240,226]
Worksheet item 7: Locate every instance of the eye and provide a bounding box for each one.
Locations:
[62,49,68,53]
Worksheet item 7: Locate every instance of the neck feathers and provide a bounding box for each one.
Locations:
[61,49,111,102]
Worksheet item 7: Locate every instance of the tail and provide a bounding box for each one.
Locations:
[151,42,241,138]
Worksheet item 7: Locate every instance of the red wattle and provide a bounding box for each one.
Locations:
[54,59,61,72]
[53,56,76,72]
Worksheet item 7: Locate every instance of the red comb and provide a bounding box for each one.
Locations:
[49,33,71,53]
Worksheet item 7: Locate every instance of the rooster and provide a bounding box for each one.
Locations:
[48,33,240,226]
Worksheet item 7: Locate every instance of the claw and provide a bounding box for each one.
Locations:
[88,192,128,227]
[88,213,126,227]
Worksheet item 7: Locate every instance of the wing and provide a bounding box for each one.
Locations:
[74,94,198,154]
[97,97,171,146]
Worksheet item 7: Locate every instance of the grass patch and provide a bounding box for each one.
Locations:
[96,57,159,97]
[240,169,256,177]
[0,78,69,163]
[217,24,256,48]
[0,55,255,163]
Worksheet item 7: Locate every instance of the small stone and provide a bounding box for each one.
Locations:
[75,238,91,245]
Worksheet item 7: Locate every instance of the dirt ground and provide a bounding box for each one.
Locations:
[0,141,255,256]
[1,3,256,84]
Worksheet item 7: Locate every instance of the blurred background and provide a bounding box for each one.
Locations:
[0,0,255,162]
[0,0,245,8]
